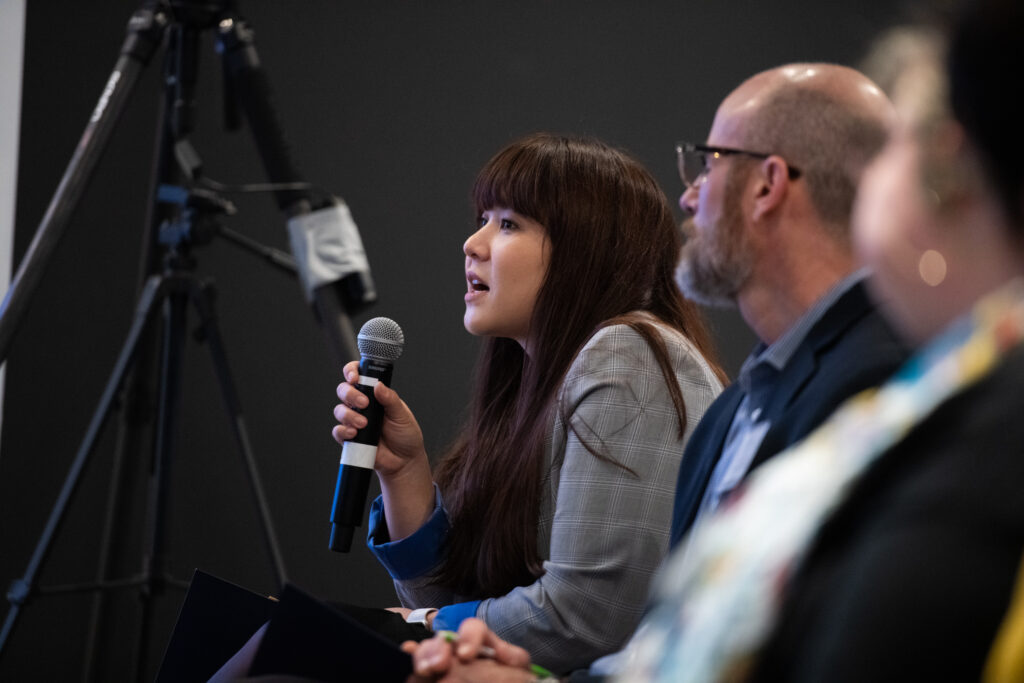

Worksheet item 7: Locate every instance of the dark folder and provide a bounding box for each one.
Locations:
[250,583,412,682]
[157,570,412,682]
[157,569,277,682]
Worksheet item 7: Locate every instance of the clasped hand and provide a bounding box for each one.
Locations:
[401,619,538,683]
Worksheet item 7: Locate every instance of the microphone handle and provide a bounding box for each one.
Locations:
[329,358,394,552]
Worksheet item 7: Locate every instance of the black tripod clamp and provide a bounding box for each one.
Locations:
[156,184,236,252]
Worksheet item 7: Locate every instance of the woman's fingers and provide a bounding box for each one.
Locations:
[331,424,353,446]
[342,360,360,382]
[456,620,530,668]
[486,634,530,669]
[372,381,408,415]
[332,382,403,434]
[331,398,368,445]
[401,622,533,682]
[409,634,455,677]
[333,398,368,425]
[332,360,426,468]
[335,379,370,409]
[335,373,402,418]
[450,619,487,660]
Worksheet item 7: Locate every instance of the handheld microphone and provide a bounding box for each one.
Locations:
[329,317,405,552]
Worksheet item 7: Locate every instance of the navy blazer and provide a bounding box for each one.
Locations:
[669,281,909,548]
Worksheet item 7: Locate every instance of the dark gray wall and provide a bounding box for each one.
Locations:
[0,1,904,679]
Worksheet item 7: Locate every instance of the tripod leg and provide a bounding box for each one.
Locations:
[132,280,190,681]
[81,393,143,683]
[0,6,166,364]
[190,279,289,586]
[0,274,169,658]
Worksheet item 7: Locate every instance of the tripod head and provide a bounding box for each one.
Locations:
[157,184,236,257]
[163,0,238,27]
[158,1,247,137]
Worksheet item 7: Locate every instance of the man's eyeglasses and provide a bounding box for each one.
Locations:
[675,141,802,189]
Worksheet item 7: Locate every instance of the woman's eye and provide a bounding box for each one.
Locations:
[477,215,488,228]
[500,218,517,231]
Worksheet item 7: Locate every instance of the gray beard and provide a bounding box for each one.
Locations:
[674,244,746,308]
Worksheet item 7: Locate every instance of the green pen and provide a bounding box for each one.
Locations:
[437,630,557,679]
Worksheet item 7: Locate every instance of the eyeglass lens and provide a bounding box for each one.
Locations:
[679,148,708,187]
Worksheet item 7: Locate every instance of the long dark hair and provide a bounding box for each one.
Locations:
[433,133,726,597]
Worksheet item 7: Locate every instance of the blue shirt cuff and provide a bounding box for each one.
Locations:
[433,601,481,632]
[366,484,451,580]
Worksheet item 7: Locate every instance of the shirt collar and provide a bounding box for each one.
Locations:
[738,268,870,392]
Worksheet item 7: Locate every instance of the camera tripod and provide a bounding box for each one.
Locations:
[0,1,371,678]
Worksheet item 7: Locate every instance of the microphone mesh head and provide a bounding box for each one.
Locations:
[357,317,405,361]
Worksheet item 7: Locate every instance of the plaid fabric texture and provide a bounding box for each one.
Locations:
[394,318,724,672]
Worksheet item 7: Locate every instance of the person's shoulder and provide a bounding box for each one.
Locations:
[573,313,722,385]
[819,282,907,355]
[581,319,645,351]
[565,323,648,384]
[818,301,909,377]
[581,313,694,351]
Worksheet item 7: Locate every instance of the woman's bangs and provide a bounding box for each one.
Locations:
[472,143,550,223]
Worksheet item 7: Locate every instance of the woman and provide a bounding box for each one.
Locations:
[333,133,726,673]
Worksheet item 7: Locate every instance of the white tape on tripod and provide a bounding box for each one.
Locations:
[287,199,372,301]
[341,441,377,469]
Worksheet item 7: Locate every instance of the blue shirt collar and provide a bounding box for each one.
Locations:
[738,268,870,392]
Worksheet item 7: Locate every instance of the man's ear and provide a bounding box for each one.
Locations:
[751,155,792,221]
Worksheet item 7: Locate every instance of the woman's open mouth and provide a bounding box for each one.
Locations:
[466,272,489,302]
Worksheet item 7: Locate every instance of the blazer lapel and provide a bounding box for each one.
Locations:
[749,282,876,471]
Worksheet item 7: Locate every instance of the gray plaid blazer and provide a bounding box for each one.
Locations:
[395,317,723,672]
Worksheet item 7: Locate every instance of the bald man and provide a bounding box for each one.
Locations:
[666,63,909,549]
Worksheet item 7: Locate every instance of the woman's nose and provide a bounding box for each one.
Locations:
[464,222,490,260]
